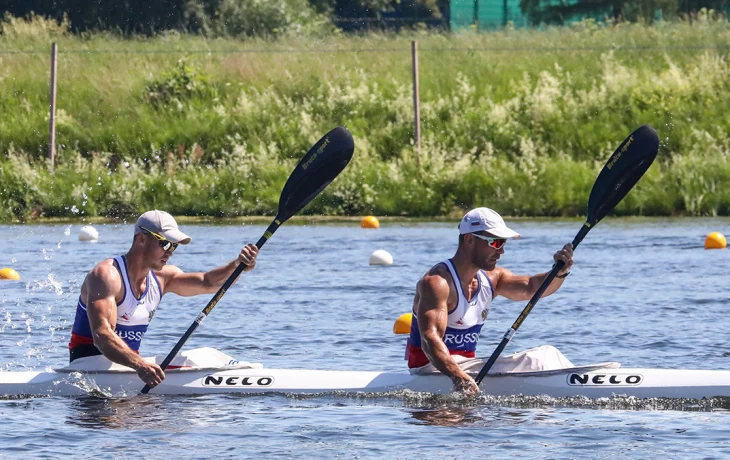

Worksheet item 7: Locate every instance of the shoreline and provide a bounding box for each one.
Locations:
[1,215,727,226]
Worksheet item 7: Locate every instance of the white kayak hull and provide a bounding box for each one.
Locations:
[3,366,730,399]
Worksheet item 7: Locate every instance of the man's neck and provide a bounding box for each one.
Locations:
[450,250,480,287]
[124,248,150,287]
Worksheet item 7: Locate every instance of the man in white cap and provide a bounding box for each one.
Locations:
[68,210,259,389]
[405,207,573,394]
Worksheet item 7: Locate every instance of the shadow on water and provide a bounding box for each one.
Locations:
[409,407,488,427]
[65,395,174,430]
[63,394,235,430]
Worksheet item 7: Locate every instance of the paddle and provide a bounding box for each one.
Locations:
[141,126,355,394]
[474,125,660,386]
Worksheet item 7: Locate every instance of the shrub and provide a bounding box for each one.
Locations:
[144,58,218,109]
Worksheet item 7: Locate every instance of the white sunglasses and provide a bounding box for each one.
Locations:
[469,233,507,249]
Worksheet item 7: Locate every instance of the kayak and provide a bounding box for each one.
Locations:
[6,364,730,399]
[2,346,730,399]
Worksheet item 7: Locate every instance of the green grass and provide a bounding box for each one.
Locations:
[2,13,730,220]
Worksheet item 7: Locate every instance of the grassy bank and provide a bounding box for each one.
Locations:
[2,13,730,220]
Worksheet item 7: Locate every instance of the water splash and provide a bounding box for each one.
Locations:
[26,274,64,296]
[65,372,114,398]
[2,310,10,329]
[281,390,730,413]
[20,312,33,332]
[47,274,63,295]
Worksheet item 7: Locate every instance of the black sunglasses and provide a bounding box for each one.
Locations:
[140,227,179,252]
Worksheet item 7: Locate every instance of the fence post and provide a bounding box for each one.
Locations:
[411,40,421,167]
[474,0,479,31]
[48,42,58,170]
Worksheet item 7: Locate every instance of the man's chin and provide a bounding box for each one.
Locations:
[480,260,497,271]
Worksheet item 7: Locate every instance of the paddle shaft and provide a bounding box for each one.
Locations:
[140,220,280,394]
[474,224,590,385]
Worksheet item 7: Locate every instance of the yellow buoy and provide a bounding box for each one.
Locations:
[393,313,412,334]
[705,232,727,249]
[361,215,380,229]
[0,268,20,280]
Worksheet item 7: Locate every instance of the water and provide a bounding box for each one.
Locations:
[1,218,730,457]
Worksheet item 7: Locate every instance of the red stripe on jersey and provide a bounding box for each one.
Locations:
[68,333,140,355]
[406,343,475,368]
[68,332,94,349]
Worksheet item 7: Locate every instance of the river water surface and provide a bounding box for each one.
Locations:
[1,219,730,458]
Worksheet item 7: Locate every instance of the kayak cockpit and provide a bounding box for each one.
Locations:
[55,347,263,374]
[411,345,621,377]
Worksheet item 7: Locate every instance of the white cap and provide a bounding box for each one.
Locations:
[458,207,520,239]
[135,210,192,244]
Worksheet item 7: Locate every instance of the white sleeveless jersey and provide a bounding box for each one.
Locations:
[70,255,162,352]
[407,259,494,354]
[440,259,494,352]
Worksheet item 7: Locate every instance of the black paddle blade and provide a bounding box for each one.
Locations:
[277,127,355,222]
[586,125,659,226]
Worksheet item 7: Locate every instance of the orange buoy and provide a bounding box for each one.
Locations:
[393,313,412,334]
[361,216,380,229]
[705,232,727,249]
[0,268,20,280]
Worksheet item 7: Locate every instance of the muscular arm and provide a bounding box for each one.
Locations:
[84,264,148,370]
[416,272,474,386]
[163,244,258,297]
[493,243,573,301]
[492,267,566,301]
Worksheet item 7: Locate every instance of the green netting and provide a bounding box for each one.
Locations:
[450,0,530,31]
[449,0,704,31]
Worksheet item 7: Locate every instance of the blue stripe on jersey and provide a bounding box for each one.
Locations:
[442,323,483,352]
[115,324,149,351]
[407,317,484,352]
[408,315,422,348]
[71,300,92,337]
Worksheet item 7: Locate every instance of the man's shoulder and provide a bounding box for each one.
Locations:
[424,262,452,281]
[88,258,119,278]
[418,263,454,292]
[84,258,123,295]
[155,264,183,277]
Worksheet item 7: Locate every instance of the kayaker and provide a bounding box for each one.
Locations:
[406,207,574,394]
[68,210,258,389]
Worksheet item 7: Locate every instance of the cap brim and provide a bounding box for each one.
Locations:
[161,228,192,244]
[488,226,521,239]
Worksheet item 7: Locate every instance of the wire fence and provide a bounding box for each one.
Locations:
[2,44,730,55]
[5,37,730,168]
